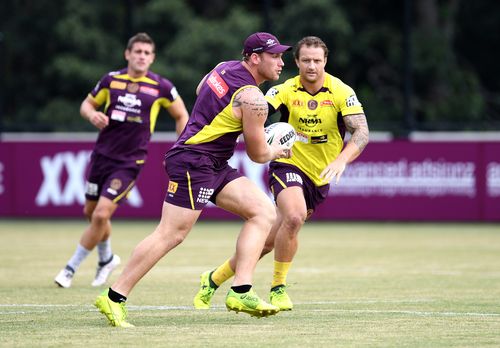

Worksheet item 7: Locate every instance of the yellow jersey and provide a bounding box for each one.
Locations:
[265,73,364,186]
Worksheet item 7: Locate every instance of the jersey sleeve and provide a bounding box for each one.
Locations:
[158,77,179,108]
[335,82,364,117]
[265,83,286,111]
[88,73,112,107]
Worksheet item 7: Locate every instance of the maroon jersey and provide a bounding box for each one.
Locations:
[168,61,257,163]
[90,68,179,163]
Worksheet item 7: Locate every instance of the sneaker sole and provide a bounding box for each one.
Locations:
[54,280,70,288]
[225,300,280,318]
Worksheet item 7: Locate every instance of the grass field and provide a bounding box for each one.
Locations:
[0,220,499,347]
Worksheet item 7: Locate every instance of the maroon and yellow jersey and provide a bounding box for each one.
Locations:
[90,68,179,163]
[168,61,257,163]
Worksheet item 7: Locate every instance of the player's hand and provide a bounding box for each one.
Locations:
[320,160,347,185]
[89,111,109,130]
[270,143,293,160]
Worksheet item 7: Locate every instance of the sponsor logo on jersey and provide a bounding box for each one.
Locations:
[140,85,159,97]
[266,87,279,98]
[168,181,178,194]
[286,172,303,184]
[197,187,214,204]
[85,182,98,197]
[118,93,142,108]
[170,87,179,100]
[296,131,309,143]
[110,110,126,122]
[311,135,328,144]
[127,82,140,93]
[110,81,127,90]
[207,71,229,98]
[307,100,318,110]
[292,99,304,107]
[346,94,360,107]
[110,178,122,191]
[299,116,322,128]
[106,187,118,196]
[126,116,143,124]
[320,100,333,106]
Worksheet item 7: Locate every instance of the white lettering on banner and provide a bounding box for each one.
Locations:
[487,162,500,197]
[35,151,143,207]
[36,151,91,206]
[0,161,4,195]
[332,159,476,198]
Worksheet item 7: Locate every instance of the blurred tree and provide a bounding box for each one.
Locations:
[1,0,499,132]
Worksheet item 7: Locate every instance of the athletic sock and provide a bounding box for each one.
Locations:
[271,260,292,288]
[108,288,127,303]
[211,259,235,287]
[97,239,113,264]
[98,254,114,267]
[66,244,91,272]
[231,284,252,293]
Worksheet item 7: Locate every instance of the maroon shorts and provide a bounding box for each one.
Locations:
[85,153,142,204]
[164,150,243,210]
[268,161,329,214]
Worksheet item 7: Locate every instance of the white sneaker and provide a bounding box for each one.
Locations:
[91,255,121,287]
[55,268,74,288]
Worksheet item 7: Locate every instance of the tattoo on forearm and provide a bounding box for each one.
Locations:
[344,113,369,151]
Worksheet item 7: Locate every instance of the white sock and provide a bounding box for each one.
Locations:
[67,244,91,272]
[97,239,113,264]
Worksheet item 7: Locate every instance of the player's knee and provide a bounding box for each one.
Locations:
[259,206,277,230]
[282,211,306,232]
[91,208,112,225]
[169,232,186,248]
[83,206,92,221]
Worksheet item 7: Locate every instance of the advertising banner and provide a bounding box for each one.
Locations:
[0,138,499,221]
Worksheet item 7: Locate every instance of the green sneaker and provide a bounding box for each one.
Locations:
[94,291,134,327]
[193,271,218,309]
[225,288,280,318]
[270,285,293,310]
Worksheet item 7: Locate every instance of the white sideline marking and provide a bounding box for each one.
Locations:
[311,309,500,318]
[1,302,499,318]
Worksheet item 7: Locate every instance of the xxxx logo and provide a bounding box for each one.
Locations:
[35,151,143,207]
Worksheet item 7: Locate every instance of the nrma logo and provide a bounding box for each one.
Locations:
[299,117,322,128]
[35,151,142,207]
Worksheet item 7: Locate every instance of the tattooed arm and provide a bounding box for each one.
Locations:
[320,113,369,184]
[234,87,290,163]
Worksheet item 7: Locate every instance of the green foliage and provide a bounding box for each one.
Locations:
[1,0,499,132]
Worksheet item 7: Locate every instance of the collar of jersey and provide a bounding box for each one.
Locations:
[113,73,159,85]
[295,75,331,96]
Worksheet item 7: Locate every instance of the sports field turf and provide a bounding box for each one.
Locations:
[0,220,499,347]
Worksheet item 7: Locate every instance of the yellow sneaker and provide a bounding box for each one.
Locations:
[193,271,218,309]
[270,285,293,310]
[225,288,280,318]
[94,291,134,327]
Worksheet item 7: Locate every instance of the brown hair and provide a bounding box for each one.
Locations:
[126,32,155,52]
[294,36,328,60]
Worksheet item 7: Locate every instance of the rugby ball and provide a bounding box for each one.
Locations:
[264,122,297,149]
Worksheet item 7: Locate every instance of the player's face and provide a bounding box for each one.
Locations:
[256,52,285,82]
[296,46,327,84]
[125,42,155,77]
